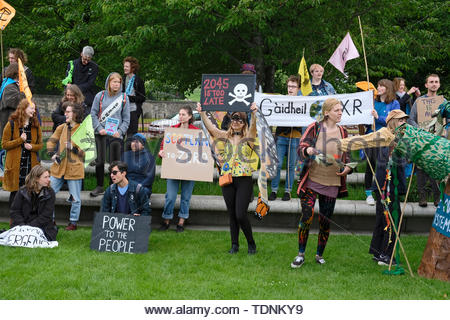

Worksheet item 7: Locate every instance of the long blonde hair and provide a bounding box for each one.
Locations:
[225,112,248,138]
[319,98,341,122]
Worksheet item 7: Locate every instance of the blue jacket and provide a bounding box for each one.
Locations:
[309,80,336,96]
[101,180,151,216]
[122,149,155,194]
[366,99,400,133]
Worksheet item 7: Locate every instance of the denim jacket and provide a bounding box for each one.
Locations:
[101,180,151,216]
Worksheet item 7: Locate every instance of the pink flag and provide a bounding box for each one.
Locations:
[328,32,360,74]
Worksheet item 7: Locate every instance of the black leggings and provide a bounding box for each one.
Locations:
[221,176,255,248]
[95,135,123,187]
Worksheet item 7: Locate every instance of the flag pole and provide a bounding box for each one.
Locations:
[0,29,3,78]
[358,16,375,131]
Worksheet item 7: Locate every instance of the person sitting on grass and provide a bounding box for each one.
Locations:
[101,161,150,216]
[10,165,58,241]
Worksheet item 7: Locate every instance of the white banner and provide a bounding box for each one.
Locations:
[0,226,58,248]
[255,91,374,126]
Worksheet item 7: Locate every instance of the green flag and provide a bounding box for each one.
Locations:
[71,115,96,168]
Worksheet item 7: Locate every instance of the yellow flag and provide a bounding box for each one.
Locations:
[18,58,32,103]
[298,56,312,96]
[0,0,15,30]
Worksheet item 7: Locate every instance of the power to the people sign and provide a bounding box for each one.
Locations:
[161,127,214,182]
[200,74,256,112]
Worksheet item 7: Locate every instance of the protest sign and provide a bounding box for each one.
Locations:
[416,95,445,128]
[254,91,373,126]
[0,226,58,248]
[432,192,450,237]
[105,117,119,136]
[90,212,151,254]
[161,127,214,182]
[201,74,255,112]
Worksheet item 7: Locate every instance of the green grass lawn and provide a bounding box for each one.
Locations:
[0,222,448,300]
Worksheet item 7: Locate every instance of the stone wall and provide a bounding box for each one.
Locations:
[34,95,197,120]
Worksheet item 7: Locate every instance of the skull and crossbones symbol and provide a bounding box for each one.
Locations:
[229,83,252,106]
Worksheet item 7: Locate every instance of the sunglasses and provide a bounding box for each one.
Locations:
[110,170,120,175]
[231,117,244,123]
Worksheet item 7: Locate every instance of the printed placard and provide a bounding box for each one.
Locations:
[201,74,256,112]
[416,95,445,128]
[161,127,214,182]
[254,91,374,126]
[105,117,119,136]
[90,212,151,254]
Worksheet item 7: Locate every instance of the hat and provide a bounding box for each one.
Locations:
[356,81,378,97]
[240,63,256,74]
[386,109,408,124]
[132,133,147,145]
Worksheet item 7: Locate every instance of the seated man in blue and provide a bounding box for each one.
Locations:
[101,161,150,216]
[122,133,155,197]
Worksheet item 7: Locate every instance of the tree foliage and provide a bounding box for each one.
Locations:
[3,0,449,97]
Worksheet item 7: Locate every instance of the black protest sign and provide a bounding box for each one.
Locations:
[201,74,256,112]
[90,212,151,254]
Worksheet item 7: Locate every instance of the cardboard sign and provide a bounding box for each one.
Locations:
[255,91,374,126]
[0,1,15,30]
[416,95,445,128]
[90,212,151,254]
[161,127,214,182]
[432,191,450,238]
[201,74,256,112]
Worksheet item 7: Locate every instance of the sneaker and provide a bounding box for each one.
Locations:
[158,222,170,231]
[228,245,239,254]
[377,254,396,266]
[176,224,184,233]
[291,254,305,268]
[366,195,375,206]
[65,223,77,231]
[282,192,291,201]
[418,201,427,207]
[248,244,257,255]
[90,186,104,197]
[268,192,277,201]
[315,255,326,265]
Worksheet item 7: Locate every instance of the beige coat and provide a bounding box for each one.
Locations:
[47,123,85,180]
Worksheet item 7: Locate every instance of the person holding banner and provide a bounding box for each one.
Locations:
[0,63,21,140]
[292,98,351,268]
[269,75,302,201]
[2,98,42,208]
[197,102,258,254]
[408,74,444,207]
[309,64,336,96]
[47,102,85,231]
[90,72,130,197]
[51,84,87,131]
[10,165,58,241]
[158,106,199,233]
[363,79,400,206]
